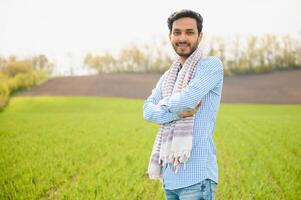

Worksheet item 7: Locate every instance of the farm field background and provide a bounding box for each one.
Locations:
[0,96,300,199]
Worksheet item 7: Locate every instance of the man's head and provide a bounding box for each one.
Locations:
[167,10,203,59]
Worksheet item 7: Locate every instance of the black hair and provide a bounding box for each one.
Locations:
[167,9,203,33]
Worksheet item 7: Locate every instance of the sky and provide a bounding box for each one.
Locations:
[0,0,300,75]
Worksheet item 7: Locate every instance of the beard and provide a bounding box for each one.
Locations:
[172,40,199,58]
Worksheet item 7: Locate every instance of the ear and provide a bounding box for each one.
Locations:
[198,32,203,43]
[198,32,203,44]
[169,32,172,41]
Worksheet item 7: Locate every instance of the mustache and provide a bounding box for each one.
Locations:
[176,42,190,46]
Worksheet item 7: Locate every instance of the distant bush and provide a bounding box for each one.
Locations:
[1,60,32,77]
[84,44,172,74]
[7,70,47,94]
[0,72,9,108]
[0,56,50,110]
[206,34,301,76]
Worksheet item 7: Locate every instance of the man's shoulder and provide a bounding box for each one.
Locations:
[193,56,224,81]
[198,56,223,68]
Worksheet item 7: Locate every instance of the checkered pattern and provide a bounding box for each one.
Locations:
[143,56,224,190]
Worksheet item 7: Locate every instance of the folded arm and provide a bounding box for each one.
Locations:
[159,57,223,114]
[143,71,181,124]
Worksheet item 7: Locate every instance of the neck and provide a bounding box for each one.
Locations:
[179,47,200,65]
[179,57,187,65]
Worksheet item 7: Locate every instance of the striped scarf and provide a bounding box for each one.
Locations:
[147,47,203,179]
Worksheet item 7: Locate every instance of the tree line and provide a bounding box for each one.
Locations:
[84,34,301,75]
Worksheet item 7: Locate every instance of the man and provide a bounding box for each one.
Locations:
[143,9,223,200]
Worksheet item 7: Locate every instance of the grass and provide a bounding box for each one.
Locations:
[0,96,300,199]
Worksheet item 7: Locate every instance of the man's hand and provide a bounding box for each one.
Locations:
[178,101,202,118]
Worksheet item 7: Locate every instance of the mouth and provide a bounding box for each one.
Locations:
[176,43,190,48]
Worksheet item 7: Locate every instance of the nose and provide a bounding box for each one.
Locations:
[178,33,188,42]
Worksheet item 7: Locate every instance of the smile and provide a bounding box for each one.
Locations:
[177,44,189,48]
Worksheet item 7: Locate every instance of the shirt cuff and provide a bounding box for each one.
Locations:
[159,93,184,114]
[158,97,171,112]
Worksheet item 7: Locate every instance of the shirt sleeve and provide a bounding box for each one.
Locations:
[143,70,181,124]
[158,57,224,114]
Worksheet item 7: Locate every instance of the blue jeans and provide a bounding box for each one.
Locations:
[164,179,217,200]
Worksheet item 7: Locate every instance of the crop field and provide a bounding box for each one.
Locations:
[0,96,300,199]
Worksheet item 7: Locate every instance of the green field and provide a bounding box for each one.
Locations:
[0,96,300,199]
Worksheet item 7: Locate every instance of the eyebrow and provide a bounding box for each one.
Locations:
[173,28,195,32]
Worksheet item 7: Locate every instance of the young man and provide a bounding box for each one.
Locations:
[143,9,224,200]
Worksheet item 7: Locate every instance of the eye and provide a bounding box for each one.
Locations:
[187,31,195,35]
[173,31,181,36]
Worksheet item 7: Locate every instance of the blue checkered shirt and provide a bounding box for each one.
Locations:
[143,56,224,190]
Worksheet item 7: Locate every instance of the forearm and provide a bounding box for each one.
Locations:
[143,100,181,124]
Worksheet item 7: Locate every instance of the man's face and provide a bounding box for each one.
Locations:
[169,17,203,58]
